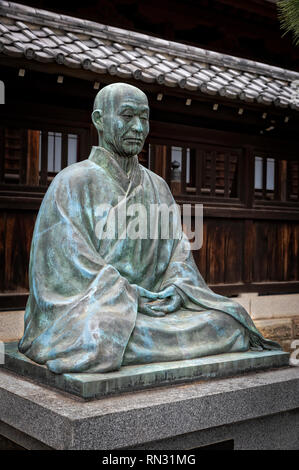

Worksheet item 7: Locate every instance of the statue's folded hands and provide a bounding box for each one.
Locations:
[138,298,166,318]
[132,284,183,317]
[146,287,183,314]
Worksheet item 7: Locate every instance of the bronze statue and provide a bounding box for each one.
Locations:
[19,83,280,374]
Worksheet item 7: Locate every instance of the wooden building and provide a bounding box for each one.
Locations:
[0,1,299,347]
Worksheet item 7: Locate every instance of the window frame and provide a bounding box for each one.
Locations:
[146,136,244,205]
[0,122,90,193]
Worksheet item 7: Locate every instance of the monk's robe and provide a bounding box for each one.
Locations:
[19,146,280,374]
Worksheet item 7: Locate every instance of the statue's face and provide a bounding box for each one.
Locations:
[101,87,149,158]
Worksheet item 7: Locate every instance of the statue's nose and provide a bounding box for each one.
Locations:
[131,116,143,132]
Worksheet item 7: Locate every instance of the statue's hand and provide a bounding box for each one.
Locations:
[131,284,162,301]
[131,284,165,317]
[149,286,183,314]
[132,284,182,317]
[138,297,166,317]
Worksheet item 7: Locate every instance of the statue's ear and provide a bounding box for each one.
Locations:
[92,109,103,132]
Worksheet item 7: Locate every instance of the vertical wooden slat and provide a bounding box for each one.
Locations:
[243,146,254,208]
[224,152,229,198]
[79,131,85,162]
[149,144,156,171]
[0,210,6,291]
[286,160,292,201]
[53,133,56,171]
[0,127,5,184]
[188,148,195,187]
[40,131,48,186]
[229,151,239,198]
[19,129,28,185]
[243,219,255,285]
[196,147,202,196]
[26,130,40,186]
[76,133,80,165]
[61,132,68,169]
[78,129,89,162]
[274,158,280,201]
[165,145,172,185]
[149,143,155,172]
[279,159,287,202]
[161,146,167,180]
[151,144,168,180]
[202,149,207,193]
[262,155,267,199]
[154,144,162,177]
[210,151,216,196]
[181,147,186,194]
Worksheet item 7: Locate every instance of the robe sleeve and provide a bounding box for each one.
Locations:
[18,169,138,374]
[160,229,281,351]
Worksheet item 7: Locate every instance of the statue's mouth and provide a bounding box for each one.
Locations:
[124,138,143,144]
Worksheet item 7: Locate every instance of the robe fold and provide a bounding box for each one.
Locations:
[19,146,280,374]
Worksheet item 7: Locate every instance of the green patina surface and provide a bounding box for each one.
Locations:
[17,83,282,377]
[3,342,289,399]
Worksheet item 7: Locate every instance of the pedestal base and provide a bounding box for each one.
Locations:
[3,342,290,399]
[0,365,298,449]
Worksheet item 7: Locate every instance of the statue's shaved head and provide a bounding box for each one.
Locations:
[92,82,150,158]
[93,82,148,113]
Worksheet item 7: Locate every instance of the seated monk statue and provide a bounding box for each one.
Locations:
[18,83,280,374]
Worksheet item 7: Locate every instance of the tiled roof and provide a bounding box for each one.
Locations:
[1,1,299,110]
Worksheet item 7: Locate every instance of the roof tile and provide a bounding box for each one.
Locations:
[174,57,189,66]
[191,71,210,83]
[3,43,23,56]
[35,49,54,62]
[139,71,156,83]
[89,61,107,74]
[0,2,298,110]
[85,48,107,59]
[115,66,132,79]
[184,77,199,91]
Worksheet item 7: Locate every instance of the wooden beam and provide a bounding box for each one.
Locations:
[0,127,5,184]
[211,281,299,296]
[40,131,48,186]
[150,121,298,157]
[26,130,40,186]
[0,293,28,310]
[19,129,28,185]
[61,132,68,169]
[181,147,187,194]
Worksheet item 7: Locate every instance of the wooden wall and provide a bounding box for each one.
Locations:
[0,210,36,292]
[193,218,299,292]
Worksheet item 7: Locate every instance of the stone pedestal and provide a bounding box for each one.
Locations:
[2,342,290,399]
[0,364,298,450]
[237,292,299,352]
[0,310,24,342]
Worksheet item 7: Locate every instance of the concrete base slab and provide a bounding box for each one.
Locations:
[0,365,298,449]
[2,342,290,399]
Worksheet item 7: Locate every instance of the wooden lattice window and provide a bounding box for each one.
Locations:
[254,152,299,203]
[287,160,299,202]
[144,141,241,200]
[199,147,239,198]
[0,126,87,188]
[1,128,27,184]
